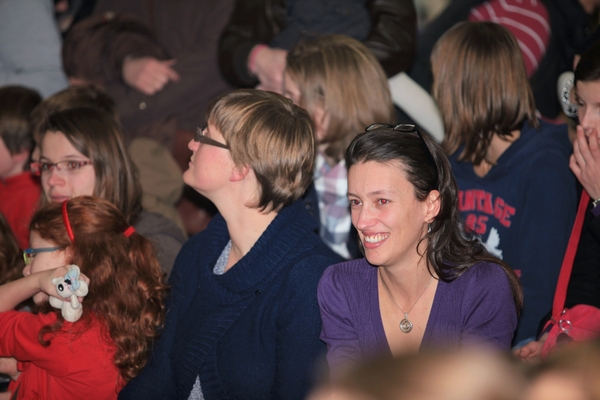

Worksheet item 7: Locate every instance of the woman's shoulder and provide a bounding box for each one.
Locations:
[451,261,512,290]
[319,259,375,290]
[272,238,345,294]
[318,259,378,322]
[279,253,344,295]
[435,261,515,320]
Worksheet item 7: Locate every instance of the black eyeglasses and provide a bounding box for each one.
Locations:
[194,127,229,149]
[365,123,439,190]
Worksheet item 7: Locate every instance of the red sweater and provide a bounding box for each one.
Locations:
[0,172,41,249]
[0,311,121,400]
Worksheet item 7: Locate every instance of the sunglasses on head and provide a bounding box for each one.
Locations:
[365,123,439,190]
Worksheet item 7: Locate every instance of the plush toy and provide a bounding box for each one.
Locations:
[49,265,89,322]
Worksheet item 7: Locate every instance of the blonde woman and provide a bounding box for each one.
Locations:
[284,34,395,259]
[120,89,342,400]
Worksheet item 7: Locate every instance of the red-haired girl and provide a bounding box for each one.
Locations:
[0,196,168,399]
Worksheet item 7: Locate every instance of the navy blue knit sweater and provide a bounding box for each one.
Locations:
[119,200,342,400]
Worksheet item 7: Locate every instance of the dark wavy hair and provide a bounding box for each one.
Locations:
[29,196,168,382]
[575,40,600,84]
[30,84,118,145]
[0,85,42,155]
[345,125,523,313]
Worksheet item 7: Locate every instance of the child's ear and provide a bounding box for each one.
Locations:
[10,151,29,170]
[11,150,30,167]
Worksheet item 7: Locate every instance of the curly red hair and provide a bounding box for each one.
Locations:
[29,196,168,382]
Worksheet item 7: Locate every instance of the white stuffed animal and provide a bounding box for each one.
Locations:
[49,264,89,322]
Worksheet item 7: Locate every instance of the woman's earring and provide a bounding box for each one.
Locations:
[428,224,432,234]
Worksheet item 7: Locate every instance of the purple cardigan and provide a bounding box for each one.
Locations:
[317,258,517,371]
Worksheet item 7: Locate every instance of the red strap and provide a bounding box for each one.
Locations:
[552,191,590,316]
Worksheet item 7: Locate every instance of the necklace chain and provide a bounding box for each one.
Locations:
[380,271,433,333]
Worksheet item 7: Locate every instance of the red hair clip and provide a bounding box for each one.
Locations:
[62,201,75,242]
[124,226,135,238]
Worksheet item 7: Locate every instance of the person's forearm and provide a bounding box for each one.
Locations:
[0,275,43,312]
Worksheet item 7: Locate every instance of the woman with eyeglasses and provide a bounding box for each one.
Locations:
[318,124,522,377]
[35,107,185,275]
[119,89,342,400]
[283,34,396,259]
[431,22,577,346]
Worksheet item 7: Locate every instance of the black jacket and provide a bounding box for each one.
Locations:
[218,0,416,87]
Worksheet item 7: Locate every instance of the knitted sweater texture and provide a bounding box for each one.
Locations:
[119,200,341,400]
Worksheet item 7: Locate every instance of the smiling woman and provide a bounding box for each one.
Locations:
[317,124,523,377]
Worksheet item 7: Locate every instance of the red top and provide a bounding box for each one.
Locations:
[0,172,41,249]
[0,311,122,400]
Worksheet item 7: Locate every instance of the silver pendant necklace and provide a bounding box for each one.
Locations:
[380,272,433,334]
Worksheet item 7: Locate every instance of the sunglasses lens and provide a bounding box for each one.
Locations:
[395,124,416,132]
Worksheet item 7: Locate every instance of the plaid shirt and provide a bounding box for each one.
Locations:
[313,152,351,259]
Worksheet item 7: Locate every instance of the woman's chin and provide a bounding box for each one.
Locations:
[182,169,193,186]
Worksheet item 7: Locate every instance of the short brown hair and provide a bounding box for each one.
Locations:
[431,22,538,165]
[207,89,315,212]
[30,84,118,144]
[286,34,395,164]
[0,86,42,154]
[39,108,142,223]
